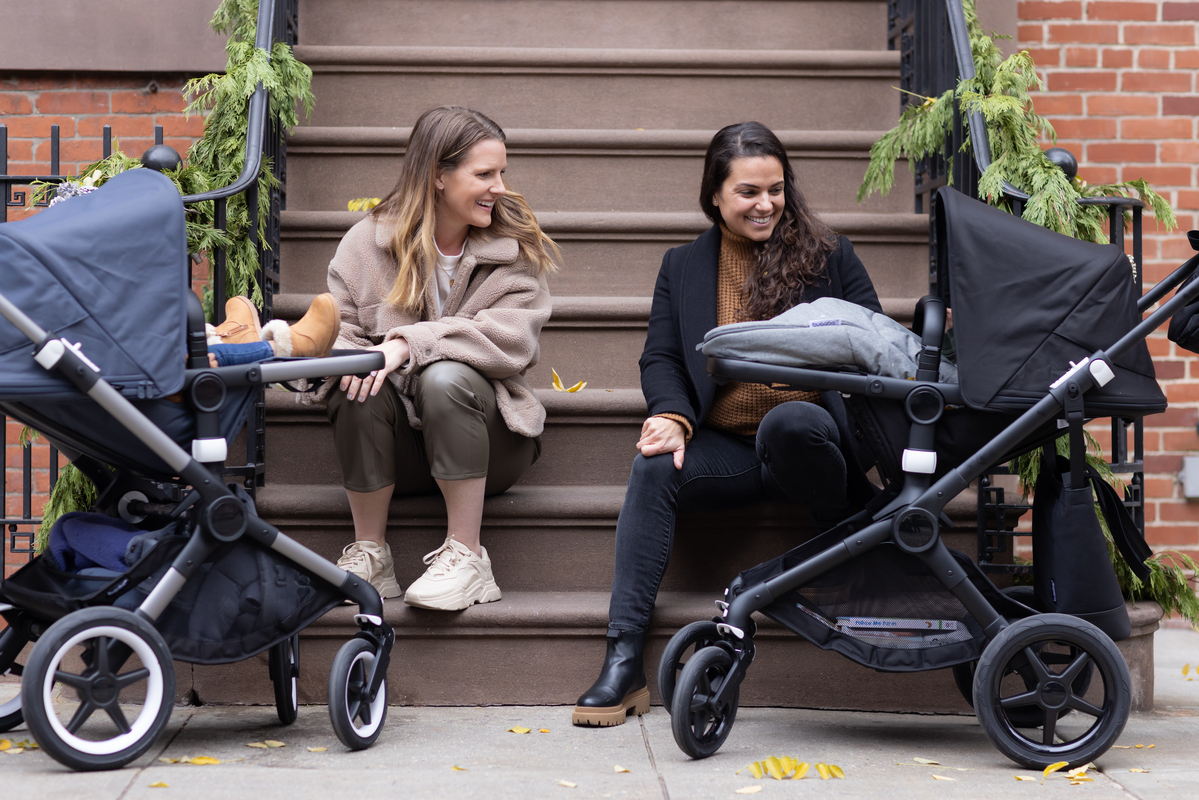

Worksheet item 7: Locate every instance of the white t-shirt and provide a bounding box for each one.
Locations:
[434,241,464,317]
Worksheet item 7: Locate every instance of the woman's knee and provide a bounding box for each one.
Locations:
[415,361,491,418]
[757,401,840,453]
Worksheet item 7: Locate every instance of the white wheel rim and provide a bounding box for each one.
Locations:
[345,650,384,738]
[289,643,298,708]
[41,625,164,756]
[0,695,20,718]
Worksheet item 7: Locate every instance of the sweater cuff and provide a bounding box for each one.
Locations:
[654,413,694,444]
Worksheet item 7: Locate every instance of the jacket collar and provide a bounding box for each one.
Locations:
[680,224,721,398]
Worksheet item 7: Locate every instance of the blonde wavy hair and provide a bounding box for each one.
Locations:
[372,106,559,310]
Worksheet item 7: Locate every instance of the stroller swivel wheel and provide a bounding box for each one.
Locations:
[21,607,175,771]
[658,621,722,716]
[0,627,28,733]
[671,646,740,759]
[328,637,387,750]
[269,634,300,726]
[973,614,1130,769]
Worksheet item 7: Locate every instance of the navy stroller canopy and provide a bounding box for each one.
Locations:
[934,186,1164,416]
[0,169,187,400]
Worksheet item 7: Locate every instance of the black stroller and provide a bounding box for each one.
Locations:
[0,169,391,770]
[658,186,1197,769]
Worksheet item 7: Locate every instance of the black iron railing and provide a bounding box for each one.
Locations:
[892,0,1146,575]
[1,0,296,574]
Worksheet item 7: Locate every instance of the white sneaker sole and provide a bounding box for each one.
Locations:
[404,576,502,611]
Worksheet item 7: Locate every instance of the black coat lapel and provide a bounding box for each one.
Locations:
[679,225,721,417]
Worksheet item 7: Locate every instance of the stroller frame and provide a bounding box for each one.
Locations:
[661,229,1199,769]
[0,287,394,769]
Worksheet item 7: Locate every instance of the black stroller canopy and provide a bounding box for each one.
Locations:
[934,187,1164,416]
[0,169,187,400]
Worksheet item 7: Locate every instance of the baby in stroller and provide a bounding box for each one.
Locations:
[658,186,1197,770]
[0,168,394,770]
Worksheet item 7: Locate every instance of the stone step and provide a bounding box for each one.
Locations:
[272,292,920,392]
[292,46,900,130]
[287,126,912,215]
[279,210,929,298]
[298,0,889,52]
[190,590,970,712]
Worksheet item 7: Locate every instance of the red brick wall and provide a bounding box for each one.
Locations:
[1019,1,1199,558]
[2,73,205,576]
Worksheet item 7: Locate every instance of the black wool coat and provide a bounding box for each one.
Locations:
[638,224,883,507]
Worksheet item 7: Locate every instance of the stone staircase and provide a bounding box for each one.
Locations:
[193,0,972,712]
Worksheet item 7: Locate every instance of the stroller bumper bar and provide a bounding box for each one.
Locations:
[705,357,964,405]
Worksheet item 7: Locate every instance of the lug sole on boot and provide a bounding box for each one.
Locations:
[571,686,651,727]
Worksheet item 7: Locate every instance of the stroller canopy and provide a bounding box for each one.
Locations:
[934,187,1164,416]
[0,169,187,400]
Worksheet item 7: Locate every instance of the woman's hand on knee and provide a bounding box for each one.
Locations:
[340,338,410,402]
[637,416,686,470]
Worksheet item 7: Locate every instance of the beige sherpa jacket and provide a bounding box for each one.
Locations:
[309,213,552,438]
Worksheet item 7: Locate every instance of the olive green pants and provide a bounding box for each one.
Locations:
[326,360,540,496]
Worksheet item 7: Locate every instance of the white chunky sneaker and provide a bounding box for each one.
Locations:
[403,538,502,611]
[335,541,402,599]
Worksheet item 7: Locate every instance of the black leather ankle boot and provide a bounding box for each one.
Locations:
[572,628,651,727]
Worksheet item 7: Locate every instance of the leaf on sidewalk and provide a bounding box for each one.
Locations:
[1183,663,1190,675]
[1014,776,1035,781]
[913,757,939,765]
[247,742,269,749]
[734,787,762,795]
[0,739,9,751]
[1130,768,1150,773]
[614,765,630,773]
[816,763,831,780]
[4,748,23,755]
[507,726,532,734]
[451,766,468,771]
[1041,761,1068,783]
[264,740,286,748]
[307,747,327,753]
[185,756,221,765]
[540,729,551,733]
[828,765,845,779]
[148,782,170,788]
[931,775,954,781]
[558,780,577,788]
[159,757,180,763]
[792,762,809,779]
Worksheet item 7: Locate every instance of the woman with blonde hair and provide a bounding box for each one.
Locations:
[320,105,558,610]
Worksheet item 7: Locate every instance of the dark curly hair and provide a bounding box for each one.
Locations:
[700,122,837,321]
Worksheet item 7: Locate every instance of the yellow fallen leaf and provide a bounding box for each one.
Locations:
[932,774,954,781]
[792,762,809,779]
[540,729,551,733]
[13,740,35,749]
[816,763,831,780]
[1148,744,1156,749]
[737,762,764,779]
[550,368,586,393]
[1070,778,1094,784]
[614,765,630,773]
[1130,768,1149,773]
[186,756,221,765]
[264,740,286,748]
[149,782,170,788]
[0,739,9,751]
[5,748,24,755]
[307,747,327,753]
[734,787,762,795]
[1112,745,1133,749]
[914,757,939,765]
[159,757,180,763]
[508,726,532,734]
[829,764,845,779]
[1042,761,1068,783]
[451,766,467,771]
[558,780,577,788]
[1067,765,1090,778]
[1015,776,1035,781]
[1135,744,1144,749]
[1184,663,1190,675]
[764,756,784,780]
[247,742,269,749]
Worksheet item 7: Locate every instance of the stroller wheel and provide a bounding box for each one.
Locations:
[21,607,175,771]
[328,637,387,750]
[269,634,300,726]
[658,621,722,716]
[671,646,740,759]
[0,626,28,733]
[973,614,1129,769]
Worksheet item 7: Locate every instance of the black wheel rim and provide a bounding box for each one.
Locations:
[686,659,735,745]
[990,635,1109,754]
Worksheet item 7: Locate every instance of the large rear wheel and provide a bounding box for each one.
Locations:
[974,614,1130,769]
[21,607,174,771]
[269,634,300,726]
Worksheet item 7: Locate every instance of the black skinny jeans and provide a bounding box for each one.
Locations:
[608,401,850,632]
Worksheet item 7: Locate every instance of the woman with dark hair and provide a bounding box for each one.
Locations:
[572,121,882,727]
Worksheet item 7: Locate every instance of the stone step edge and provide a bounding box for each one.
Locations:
[281,210,928,238]
[291,126,889,153]
[295,45,899,73]
[273,293,919,324]
[304,590,760,635]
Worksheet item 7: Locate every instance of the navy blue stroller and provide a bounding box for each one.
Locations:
[0,169,391,770]
[660,187,1199,769]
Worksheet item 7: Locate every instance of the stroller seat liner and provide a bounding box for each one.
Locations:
[700,297,959,384]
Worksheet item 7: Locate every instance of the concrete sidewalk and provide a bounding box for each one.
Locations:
[2,627,1197,799]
